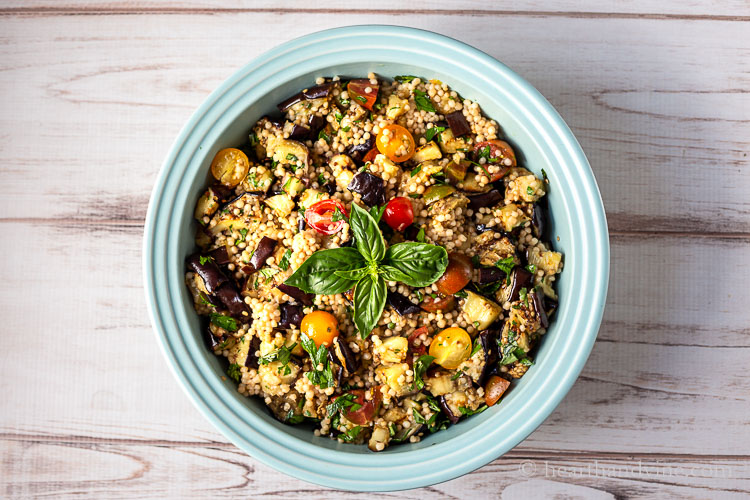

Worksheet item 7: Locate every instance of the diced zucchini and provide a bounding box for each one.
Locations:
[475,231,519,267]
[244,169,273,193]
[267,137,309,168]
[230,336,250,367]
[380,336,408,363]
[385,94,407,120]
[460,172,490,193]
[412,141,442,162]
[496,203,531,232]
[513,174,546,202]
[194,188,220,220]
[264,194,295,217]
[282,176,305,198]
[423,185,456,205]
[209,215,259,236]
[528,246,563,274]
[368,424,391,451]
[424,371,456,396]
[438,127,472,154]
[298,189,325,210]
[462,290,502,330]
[445,160,469,183]
[376,363,409,395]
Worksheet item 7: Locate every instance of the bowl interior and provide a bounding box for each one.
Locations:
[179,62,570,452]
[147,25,608,490]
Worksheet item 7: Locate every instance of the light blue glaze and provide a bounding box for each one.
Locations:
[143,25,609,491]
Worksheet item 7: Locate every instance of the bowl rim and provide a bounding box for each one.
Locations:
[144,25,609,491]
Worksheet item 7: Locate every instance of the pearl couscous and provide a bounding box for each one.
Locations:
[185,74,563,450]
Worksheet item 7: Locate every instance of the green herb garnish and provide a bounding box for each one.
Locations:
[227,363,242,382]
[412,354,435,390]
[339,425,362,442]
[300,334,334,388]
[413,89,436,113]
[410,164,422,177]
[278,249,293,271]
[199,255,214,265]
[458,405,488,416]
[495,257,516,285]
[210,313,238,332]
[394,75,418,83]
[285,204,448,338]
[424,125,445,142]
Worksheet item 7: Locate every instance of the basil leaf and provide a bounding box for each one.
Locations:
[353,274,387,338]
[369,204,386,222]
[334,267,370,281]
[383,242,448,287]
[284,247,365,295]
[413,89,436,113]
[378,265,412,284]
[349,203,386,263]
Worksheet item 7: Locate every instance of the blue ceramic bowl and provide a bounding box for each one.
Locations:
[144,25,609,491]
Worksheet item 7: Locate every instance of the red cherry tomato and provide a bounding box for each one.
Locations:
[347,79,379,111]
[362,147,379,164]
[435,252,473,295]
[408,326,429,355]
[383,197,414,232]
[341,388,382,425]
[473,140,516,181]
[305,199,348,235]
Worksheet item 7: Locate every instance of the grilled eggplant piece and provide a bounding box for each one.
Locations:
[445,110,472,137]
[478,267,506,284]
[278,303,304,329]
[530,289,549,329]
[346,136,375,163]
[330,337,359,375]
[186,253,228,293]
[437,396,460,424]
[387,291,421,316]
[467,189,502,211]
[288,124,310,140]
[347,171,386,206]
[276,283,314,306]
[478,329,499,385]
[214,283,250,318]
[207,246,231,266]
[247,236,277,273]
[504,267,534,303]
[245,336,261,369]
[277,82,334,111]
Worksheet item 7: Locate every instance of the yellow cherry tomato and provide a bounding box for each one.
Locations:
[429,327,472,369]
[210,147,250,188]
[376,124,416,163]
[300,311,339,347]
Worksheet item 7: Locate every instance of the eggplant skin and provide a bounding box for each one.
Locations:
[507,267,533,302]
[478,267,505,284]
[214,283,250,318]
[346,136,375,163]
[207,246,231,266]
[478,329,499,385]
[277,82,334,111]
[186,253,228,293]
[530,290,549,329]
[437,395,460,424]
[386,291,422,316]
[278,303,304,329]
[245,336,261,369]
[467,189,503,211]
[276,283,314,306]
[248,237,278,272]
[445,110,472,137]
[347,172,386,206]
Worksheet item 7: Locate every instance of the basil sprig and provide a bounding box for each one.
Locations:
[284,203,448,337]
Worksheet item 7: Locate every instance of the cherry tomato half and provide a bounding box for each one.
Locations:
[304,199,348,235]
[429,327,472,370]
[484,375,511,406]
[383,197,414,232]
[340,388,383,425]
[210,148,250,188]
[420,295,456,313]
[435,252,473,295]
[362,147,379,164]
[408,326,429,355]
[300,310,339,347]
[376,124,416,163]
[473,140,516,181]
[347,79,379,111]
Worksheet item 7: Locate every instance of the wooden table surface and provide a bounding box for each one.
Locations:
[1,1,749,498]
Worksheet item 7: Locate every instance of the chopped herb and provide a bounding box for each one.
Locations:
[526,264,537,274]
[451,369,464,381]
[248,131,258,146]
[458,405,488,416]
[355,95,367,103]
[495,256,516,284]
[412,354,435,390]
[237,228,248,244]
[199,255,214,266]
[416,227,426,243]
[388,423,396,436]
[413,89,436,113]
[318,130,331,143]
[415,290,423,302]
[409,165,422,177]
[216,337,234,350]
[424,125,445,142]
[259,343,297,375]
[341,125,351,132]
[286,153,298,162]
[317,173,326,185]
[476,280,502,296]
[285,410,305,424]
[526,186,534,196]
[394,75,418,83]
[300,334,334,388]
[470,336,482,357]
[334,112,343,123]
[408,193,420,199]
[278,249,293,271]
[227,363,242,382]
[326,393,358,417]
[210,313,238,332]
[374,102,384,110]
[387,322,396,329]
[454,290,468,299]
[340,97,351,107]
[519,287,529,306]
[338,425,362,442]
[420,394,451,433]
[430,293,438,299]
[541,168,548,181]
[198,293,214,308]
[258,268,279,283]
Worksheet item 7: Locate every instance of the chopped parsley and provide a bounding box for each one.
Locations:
[286,153,298,162]
[494,256,516,284]
[259,342,296,376]
[300,334,335,388]
[470,336,482,357]
[285,410,305,424]
[318,130,331,143]
[338,425,362,442]
[317,173,326,185]
[248,131,258,146]
[341,125,351,132]
[227,363,242,382]
[526,264,537,274]
[394,75,418,83]
[199,255,214,265]
[519,287,529,306]
[454,290,468,299]
[325,393,360,417]
[526,186,535,196]
[278,249,293,271]
[257,268,279,283]
[451,369,464,381]
[413,89,436,113]
[334,112,343,123]
[424,125,445,142]
[354,95,367,104]
[210,313,238,332]
[331,207,347,222]
[198,293,214,308]
[237,228,248,244]
[410,165,422,178]
[541,168,548,181]
[459,405,488,416]
[412,354,435,390]
[416,227,426,243]
[408,193,420,199]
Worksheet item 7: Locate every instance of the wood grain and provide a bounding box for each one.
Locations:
[3,0,750,17]
[1,4,749,497]
[0,13,748,233]
[2,440,749,499]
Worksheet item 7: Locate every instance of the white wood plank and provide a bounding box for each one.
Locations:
[0,13,748,233]
[4,0,750,17]
[2,440,748,499]
[0,222,747,454]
